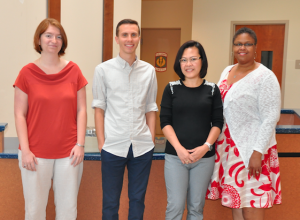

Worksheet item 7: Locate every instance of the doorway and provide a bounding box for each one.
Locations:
[141,28,181,135]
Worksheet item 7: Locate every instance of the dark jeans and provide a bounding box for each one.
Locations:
[101,145,154,220]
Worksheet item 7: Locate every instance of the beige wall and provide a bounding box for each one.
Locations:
[192,0,300,108]
[0,1,46,137]
[61,0,103,129]
[113,0,142,58]
[141,0,193,45]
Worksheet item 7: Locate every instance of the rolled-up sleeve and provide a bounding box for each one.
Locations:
[145,67,158,113]
[160,84,172,129]
[212,85,224,131]
[92,66,107,110]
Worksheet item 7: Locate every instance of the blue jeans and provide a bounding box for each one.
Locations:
[101,145,154,220]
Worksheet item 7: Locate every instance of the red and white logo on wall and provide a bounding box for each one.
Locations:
[155,52,167,72]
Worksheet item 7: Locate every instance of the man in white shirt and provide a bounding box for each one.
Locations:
[92,19,158,220]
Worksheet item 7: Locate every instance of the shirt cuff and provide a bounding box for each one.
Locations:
[91,99,106,110]
[146,103,158,113]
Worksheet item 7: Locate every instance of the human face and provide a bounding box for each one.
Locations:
[39,25,63,55]
[233,33,256,65]
[180,47,202,80]
[115,24,140,57]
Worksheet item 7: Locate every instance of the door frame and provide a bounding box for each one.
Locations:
[230,20,289,107]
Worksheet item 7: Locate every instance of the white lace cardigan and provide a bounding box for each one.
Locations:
[217,64,281,168]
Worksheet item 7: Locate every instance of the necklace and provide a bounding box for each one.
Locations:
[233,72,242,78]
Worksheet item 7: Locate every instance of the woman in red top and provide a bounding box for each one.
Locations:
[14,18,87,220]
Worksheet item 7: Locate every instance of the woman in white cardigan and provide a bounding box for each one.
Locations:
[206,27,282,220]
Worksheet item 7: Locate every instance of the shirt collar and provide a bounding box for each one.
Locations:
[116,54,138,69]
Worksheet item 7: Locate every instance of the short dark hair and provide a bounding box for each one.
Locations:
[173,40,208,80]
[116,19,140,36]
[34,18,67,56]
[233,27,257,45]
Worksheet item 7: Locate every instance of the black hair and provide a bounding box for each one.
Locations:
[233,27,257,45]
[116,19,140,36]
[173,40,208,80]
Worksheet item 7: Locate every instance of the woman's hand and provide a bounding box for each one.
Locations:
[22,150,38,171]
[70,145,84,167]
[176,146,195,165]
[187,145,209,162]
[248,150,262,178]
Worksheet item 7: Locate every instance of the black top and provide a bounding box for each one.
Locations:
[160,79,224,158]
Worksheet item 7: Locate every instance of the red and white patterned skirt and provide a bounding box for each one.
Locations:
[206,124,282,208]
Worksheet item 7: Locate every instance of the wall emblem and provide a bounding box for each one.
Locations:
[155,52,167,72]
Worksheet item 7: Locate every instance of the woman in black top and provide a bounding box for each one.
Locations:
[160,40,223,220]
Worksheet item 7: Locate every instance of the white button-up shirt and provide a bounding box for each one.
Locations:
[92,55,158,157]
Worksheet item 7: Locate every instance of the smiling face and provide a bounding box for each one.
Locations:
[233,33,257,65]
[180,46,202,80]
[115,24,140,57]
[39,24,63,55]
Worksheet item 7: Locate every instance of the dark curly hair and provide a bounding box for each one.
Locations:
[233,27,257,45]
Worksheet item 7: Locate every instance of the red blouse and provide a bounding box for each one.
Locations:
[14,62,87,159]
